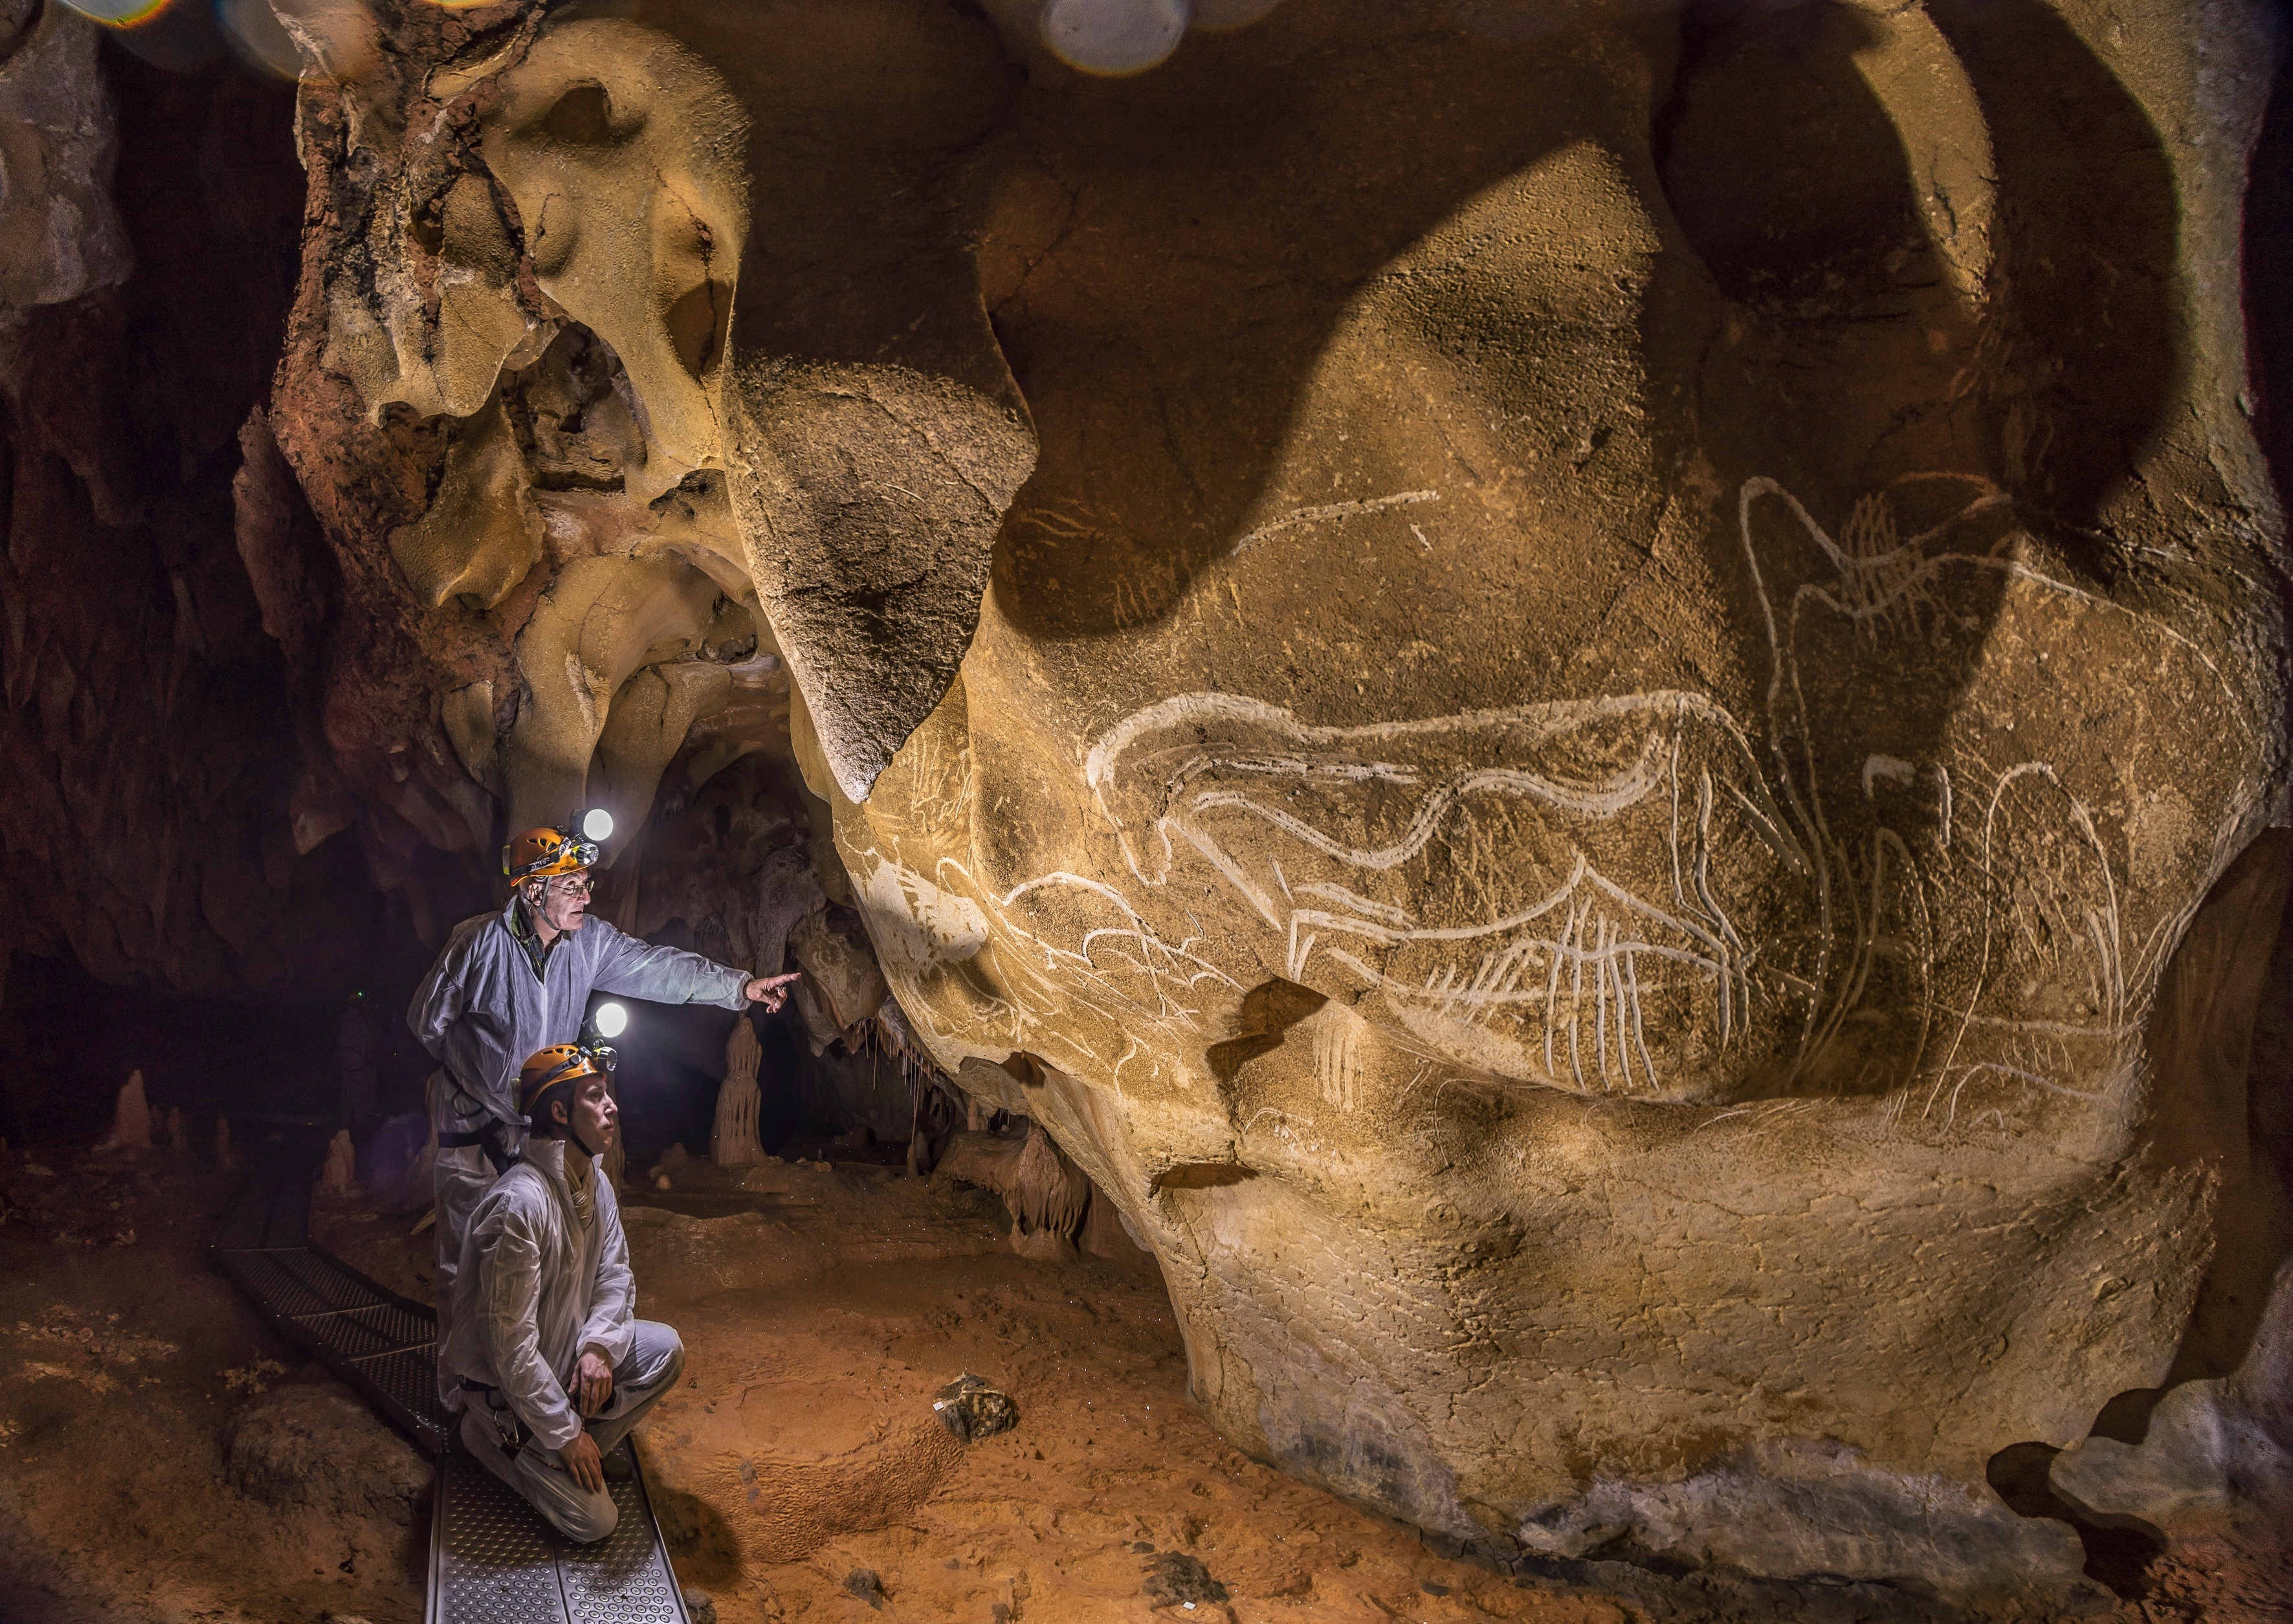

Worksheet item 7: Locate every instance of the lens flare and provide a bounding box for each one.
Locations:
[581,807,615,841]
[54,0,174,26]
[592,1002,628,1040]
[1191,0,1281,28]
[1040,0,1190,76]
[214,0,300,78]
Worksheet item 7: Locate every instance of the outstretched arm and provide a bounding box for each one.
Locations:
[587,919,799,1011]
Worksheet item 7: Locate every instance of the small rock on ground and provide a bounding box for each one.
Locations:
[1142,1550,1228,1607]
[933,1372,1019,1442]
[222,1380,429,1527]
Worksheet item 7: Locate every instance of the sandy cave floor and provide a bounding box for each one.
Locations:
[1,1139,2288,1624]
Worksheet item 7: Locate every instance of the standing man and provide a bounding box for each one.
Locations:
[410,824,796,1398]
[449,1044,678,1541]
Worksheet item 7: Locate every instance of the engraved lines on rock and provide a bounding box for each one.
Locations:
[852,842,1237,1099]
[1061,474,2201,1121]
[1742,474,2203,1128]
[1083,685,1795,1102]
[862,471,2226,1134]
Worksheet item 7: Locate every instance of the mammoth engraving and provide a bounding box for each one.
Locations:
[264,0,2290,1596]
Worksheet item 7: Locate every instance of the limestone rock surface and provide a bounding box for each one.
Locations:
[0,1,130,313]
[245,0,2293,1600]
[806,0,2293,1599]
[0,45,384,998]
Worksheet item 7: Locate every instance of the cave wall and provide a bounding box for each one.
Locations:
[3,0,2292,1601]
[0,21,406,1001]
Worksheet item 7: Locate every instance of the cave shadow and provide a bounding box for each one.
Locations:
[2249,10,2293,503]
[1921,0,2182,543]
[978,9,1617,639]
[1640,0,2179,1097]
[2071,826,2293,1446]
[640,1451,746,1589]
[1985,1440,2166,1598]
[966,0,2177,641]
[1650,0,2178,539]
[1652,0,2178,575]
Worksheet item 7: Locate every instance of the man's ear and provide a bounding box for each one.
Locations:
[553,1098,570,1127]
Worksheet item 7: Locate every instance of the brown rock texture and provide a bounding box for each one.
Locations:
[163,0,2293,1599]
[0,40,384,997]
[809,0,2293,1596]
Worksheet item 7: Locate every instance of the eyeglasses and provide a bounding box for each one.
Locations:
[549,875,595,897]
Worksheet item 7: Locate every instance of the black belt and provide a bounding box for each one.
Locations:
[437,1121,520,1174]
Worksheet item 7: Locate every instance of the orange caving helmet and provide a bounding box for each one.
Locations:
[503,826,598,881]
[517,1044,615,1120]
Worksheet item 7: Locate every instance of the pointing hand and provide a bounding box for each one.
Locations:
[742,971,803,1012]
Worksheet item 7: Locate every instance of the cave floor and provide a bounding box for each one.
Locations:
[318,1147,1621,1624]
[0,1146,428,1624]
[2,1142,2285,1624]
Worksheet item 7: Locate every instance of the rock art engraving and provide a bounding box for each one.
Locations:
[183,0,2292,1599]
[1076,475,2259,1131]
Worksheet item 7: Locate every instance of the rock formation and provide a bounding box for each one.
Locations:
[936,1118,1094,1263]
[20,0,2286,1602]
[788,908,887,1033]
[804,3,2293,1597]
[318,1128,355,1196]
[0,1,130,313]
[2051,1253,2293,1546]
[97,1070,150,1152]
[0,23,390,997]
[711,1015,763,1168]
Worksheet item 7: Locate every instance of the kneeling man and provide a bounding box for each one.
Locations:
[447,1043,680,1541]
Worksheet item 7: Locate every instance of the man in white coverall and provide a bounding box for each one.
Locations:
[450,1044,668,1540]
[410,824,797,1398]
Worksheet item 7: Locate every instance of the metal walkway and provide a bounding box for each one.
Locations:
[212,1126,693,1624]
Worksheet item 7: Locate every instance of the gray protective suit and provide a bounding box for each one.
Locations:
[445,1136,683,1541]
[409,895,746,1397]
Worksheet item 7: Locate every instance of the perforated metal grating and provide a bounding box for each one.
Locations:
[216,1249,340,1319]
[349,1346,448,1439]
[216,1127,691,1624]
[560,1466,683,1624]
[299,1304,427,1360]
[437,1454,568,1624]
[276,1247,385,1311]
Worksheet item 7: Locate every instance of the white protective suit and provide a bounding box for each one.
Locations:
[445,1136,683,1541]
[409,894,747,1396]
